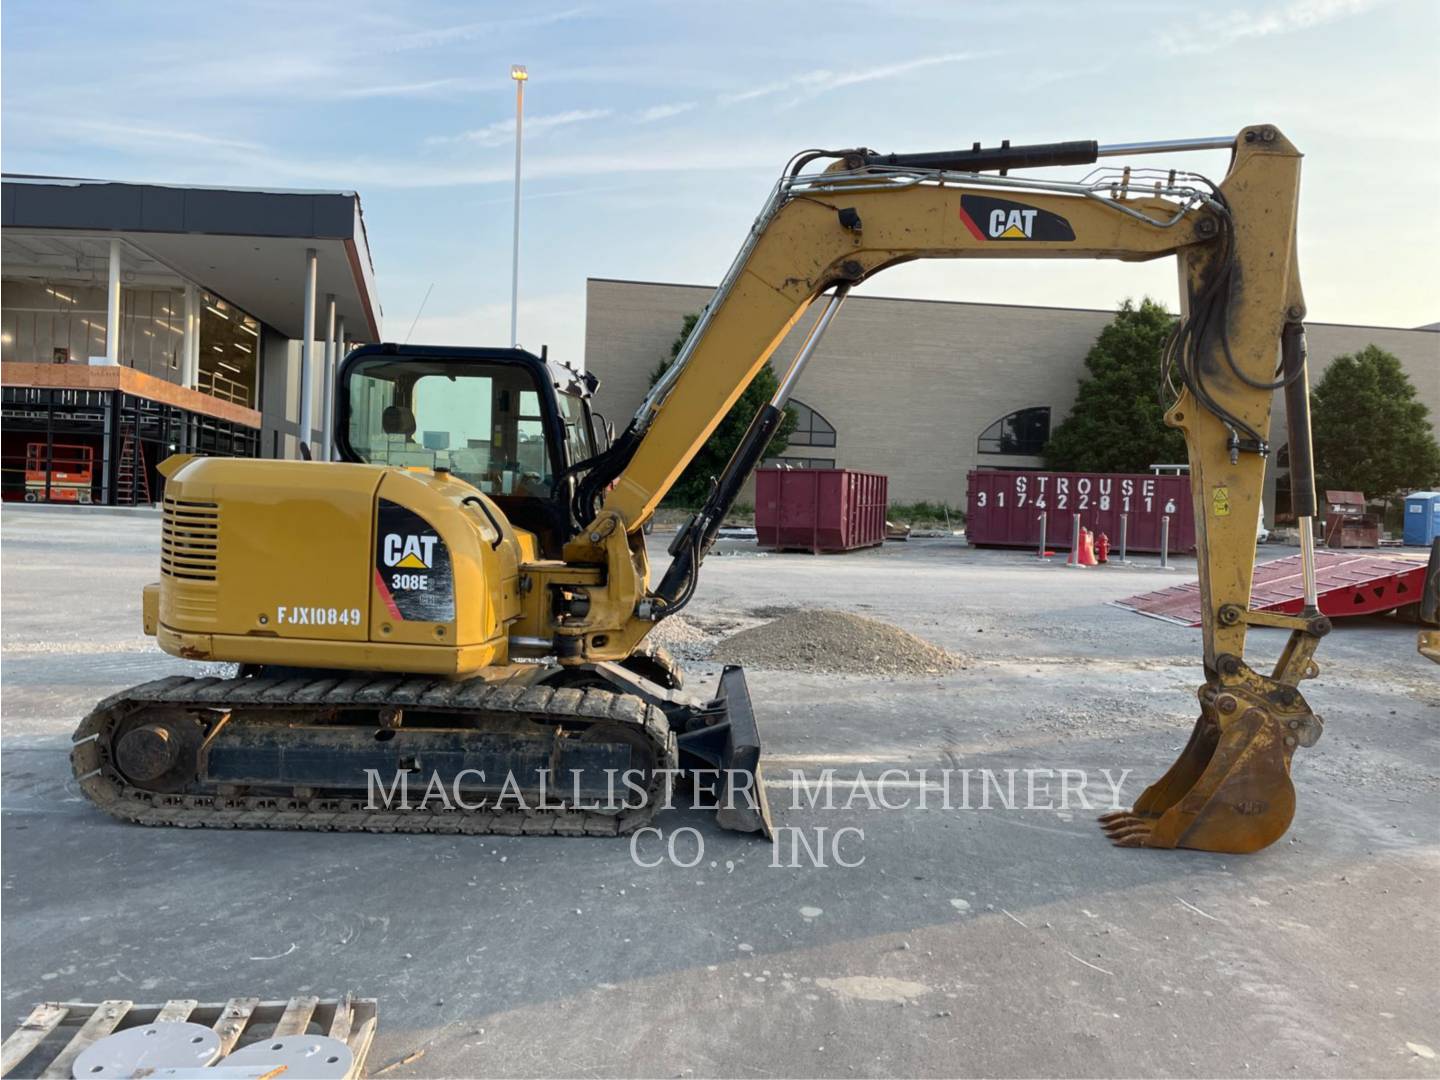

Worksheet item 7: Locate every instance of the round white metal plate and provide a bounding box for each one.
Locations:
[222,1034,354,1078]
[72,1021,221,1078]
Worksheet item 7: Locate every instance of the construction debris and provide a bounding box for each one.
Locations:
[0,996,376,1080]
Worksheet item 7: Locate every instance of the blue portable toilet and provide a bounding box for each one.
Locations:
[1403,491,1440,546]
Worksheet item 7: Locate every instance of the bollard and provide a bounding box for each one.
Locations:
[1119,513,1129,563]
[1037,512,1048,559]
[1160,514,1171,570]
[1067,513,1082,567]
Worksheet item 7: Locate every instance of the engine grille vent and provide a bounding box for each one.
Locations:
[161,498,220,581]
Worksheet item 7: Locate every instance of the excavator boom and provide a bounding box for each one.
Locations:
[562,124,1327,853]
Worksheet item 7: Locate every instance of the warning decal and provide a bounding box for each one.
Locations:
[374,499,455,622]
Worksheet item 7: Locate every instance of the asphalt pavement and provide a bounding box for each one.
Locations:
[2,505,1436,1078]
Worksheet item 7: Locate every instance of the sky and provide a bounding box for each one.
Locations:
[3,0,1437,368]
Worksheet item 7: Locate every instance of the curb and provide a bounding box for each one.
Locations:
[4,502,162,518]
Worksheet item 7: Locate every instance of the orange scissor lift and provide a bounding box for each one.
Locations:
[23,442,95,504]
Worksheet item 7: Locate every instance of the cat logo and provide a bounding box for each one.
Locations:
[959,194,1075,243]
[990,207,1038,239]
[383,532,439,570]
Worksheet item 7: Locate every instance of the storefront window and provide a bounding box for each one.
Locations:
[1,282,260,411]
[0,282,107,364]
[121,288,185,378]
[197,293,260,406]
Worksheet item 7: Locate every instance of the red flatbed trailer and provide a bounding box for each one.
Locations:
[1114,550,1430,627]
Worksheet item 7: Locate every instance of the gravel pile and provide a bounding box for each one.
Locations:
[646,614,715,661]
[710,609,965,676]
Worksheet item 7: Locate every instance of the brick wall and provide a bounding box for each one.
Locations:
[584,279,1439,511]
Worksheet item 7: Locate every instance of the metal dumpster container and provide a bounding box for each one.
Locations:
[965,468,1195,554]
[755,468,888,553]
[1323,490,1380,548]
[1404,491,1440,547]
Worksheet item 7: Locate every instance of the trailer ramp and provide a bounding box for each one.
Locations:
[1115,550,1430,627]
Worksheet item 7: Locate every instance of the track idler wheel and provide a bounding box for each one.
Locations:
[116,723,181,781]
[111,709,208,792]
[1099,667,1322,854]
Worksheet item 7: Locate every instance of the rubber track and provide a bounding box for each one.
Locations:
[71,673,674,836]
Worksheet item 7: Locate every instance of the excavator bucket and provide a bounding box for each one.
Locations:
[1099,679,1322,854]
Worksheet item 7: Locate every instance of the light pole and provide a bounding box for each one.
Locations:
[509,64,527,349]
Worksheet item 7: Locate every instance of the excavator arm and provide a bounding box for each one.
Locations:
[557,124,1326,854]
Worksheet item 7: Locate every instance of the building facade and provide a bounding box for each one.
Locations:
[584,278,1440,517]
[1,175,383,505]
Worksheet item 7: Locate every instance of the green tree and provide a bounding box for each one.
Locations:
[1043,298,1186,472]
[1310,345,1440,507]
[649,312,796,506]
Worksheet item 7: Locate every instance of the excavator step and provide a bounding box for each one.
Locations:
[1114,550,1430,627]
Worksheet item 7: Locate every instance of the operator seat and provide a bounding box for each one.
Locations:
[382,405,417,438]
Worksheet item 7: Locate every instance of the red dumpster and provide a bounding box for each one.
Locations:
[965,469,1195,554]
[756,468,888,553]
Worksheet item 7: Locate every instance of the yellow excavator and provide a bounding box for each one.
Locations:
[74,123,1330,853]
[1420,540,1440,663]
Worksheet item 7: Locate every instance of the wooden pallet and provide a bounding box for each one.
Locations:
[0,996,377,1079]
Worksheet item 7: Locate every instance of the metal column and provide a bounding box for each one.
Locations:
[103,240,122,365]
[299,249,318,457]
[321,294,336,460]
[182,284,199,394]
[333,315,345,457]
[101,391,120,504]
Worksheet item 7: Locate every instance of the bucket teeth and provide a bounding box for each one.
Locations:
[1098,677,1318,854]
[1096,814,1158,847]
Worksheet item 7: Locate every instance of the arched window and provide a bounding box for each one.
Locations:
[977,406,1051,456]
[762,456,836,470]
[787,399,836,447]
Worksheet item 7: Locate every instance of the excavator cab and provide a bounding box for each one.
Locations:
[336,345,599,557]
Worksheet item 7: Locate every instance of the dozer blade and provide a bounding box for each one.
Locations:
[676,665,774,839]
[1099,681,1321,854]
[1420,538,1440,664]
[1421,630,1440,665]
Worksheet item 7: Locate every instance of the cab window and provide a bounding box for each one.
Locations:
[347,358,556,498]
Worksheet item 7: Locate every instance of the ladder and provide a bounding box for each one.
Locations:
[115,433,151,506]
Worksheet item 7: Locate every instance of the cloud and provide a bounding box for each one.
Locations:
[1158,0,1392,53]
[717,51,983,106]
[634,102,698,123]
[387,7,592,52]
[8,123,797,191]
[26,119,266,156]
[426,109,614,148]
[336,77,478,100]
